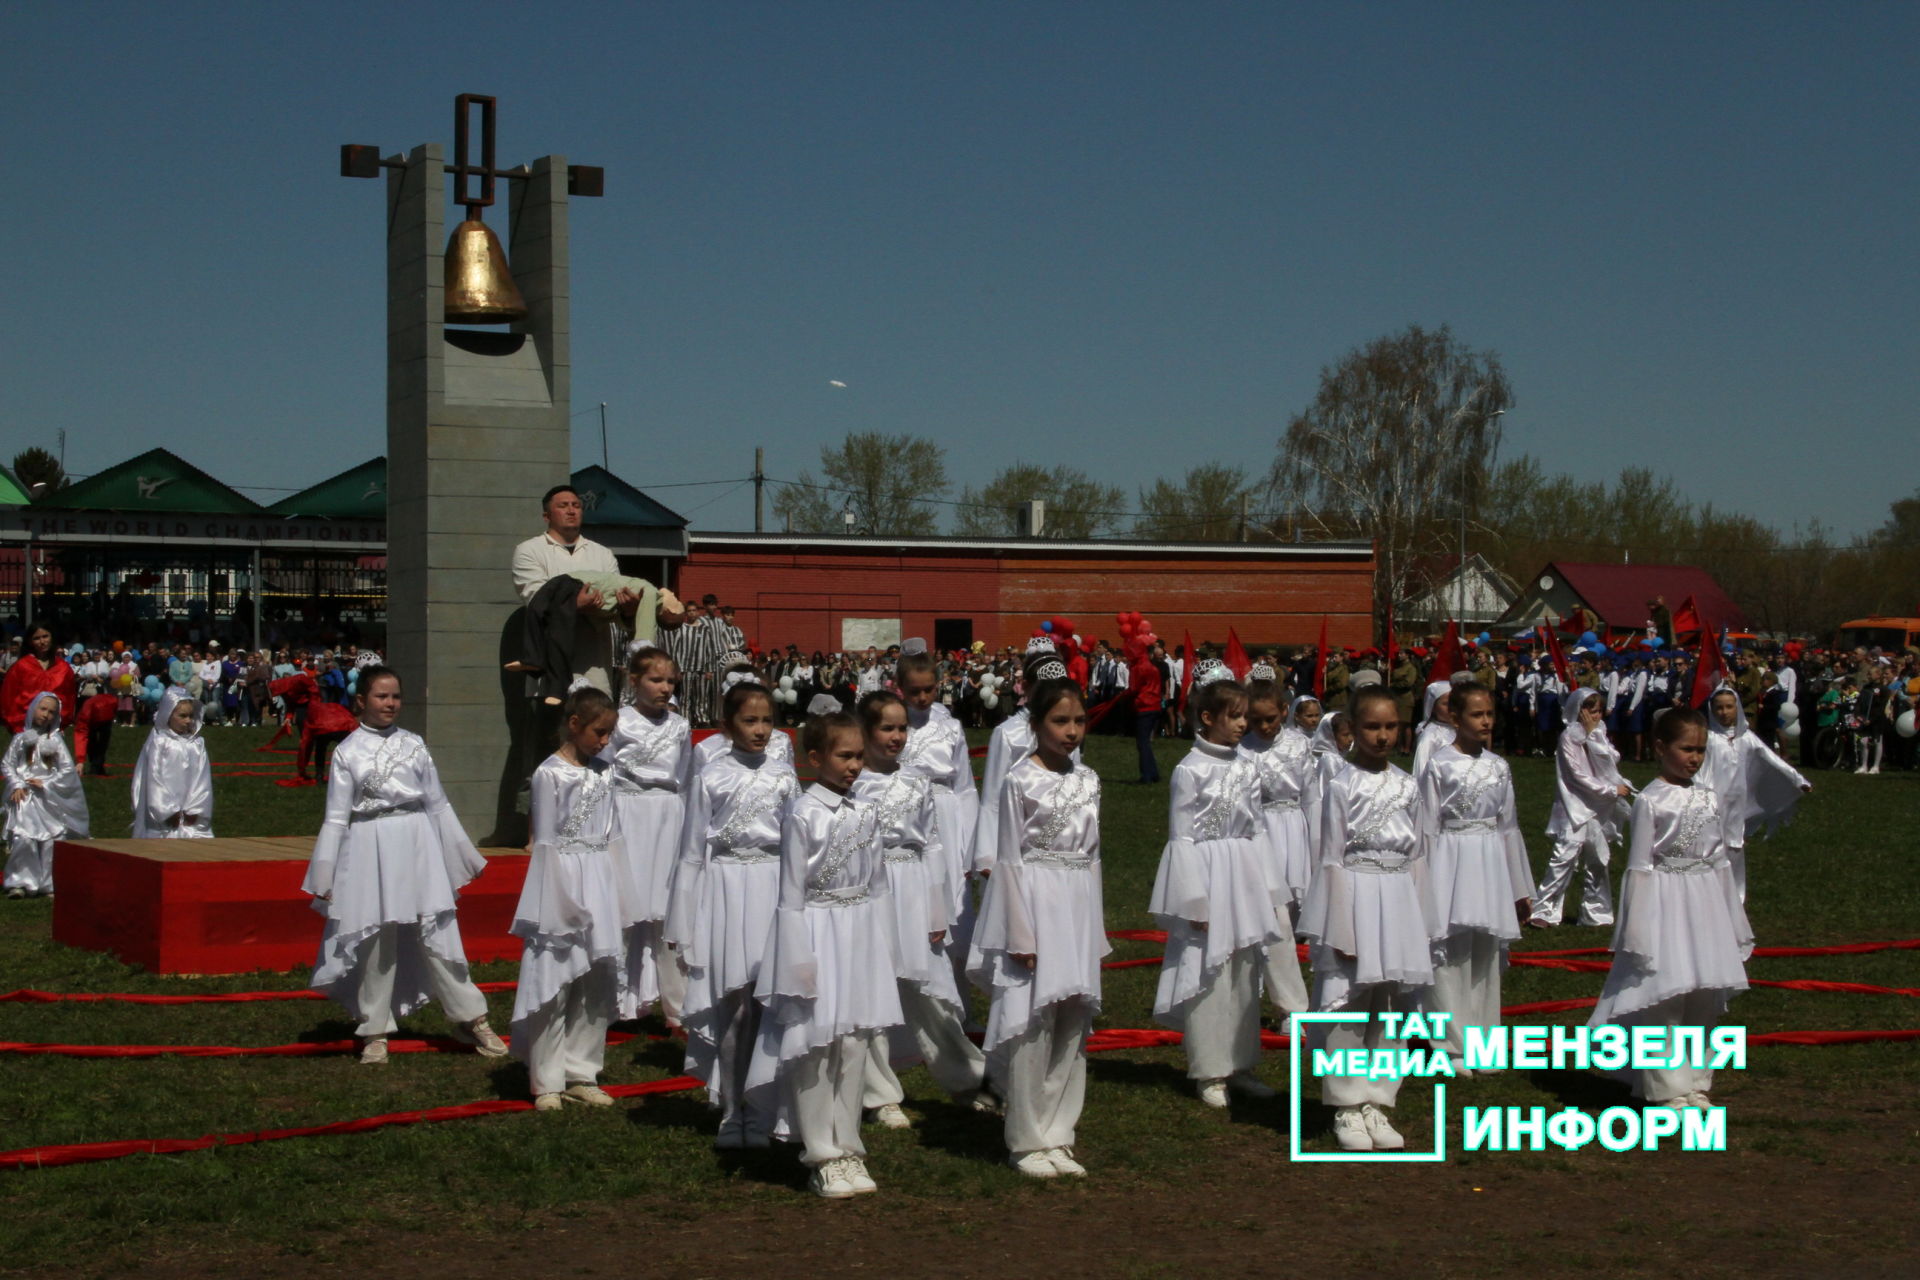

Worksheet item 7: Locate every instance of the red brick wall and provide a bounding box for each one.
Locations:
[675,543,1376,654]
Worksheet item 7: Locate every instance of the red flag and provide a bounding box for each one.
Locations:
[1383,602,1397,673]
[1180,629,1197,713]
[1312,616,1329,699]
[1688,623,1728,708]
[1670,594,1703,636]
[1429,620,1463,683]
[1224,628,1251,681]
[1538,624,1573,689]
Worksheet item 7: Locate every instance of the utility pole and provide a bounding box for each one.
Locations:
[599,402,609,470]
[754,447,765,533]
[1239,492,1250,543]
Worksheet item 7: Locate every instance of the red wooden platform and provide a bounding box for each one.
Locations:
[51,838,530,976]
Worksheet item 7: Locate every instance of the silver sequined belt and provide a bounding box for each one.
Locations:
[1023,851,1094,871]
[350,802,423,823]
[614,779,679,796]
[883,846,926,864]
[556,838,609,855]
[1442,818,1500,833]
[1655,856,1720,876]
[1342,846,1411,873]
[807,886,873,907]
[712,848,779,865]
[1264,799,1302,812]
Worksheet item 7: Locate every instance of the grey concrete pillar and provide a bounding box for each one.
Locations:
[386,147,572,846]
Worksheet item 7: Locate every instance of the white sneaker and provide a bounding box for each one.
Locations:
[1660,1096,1692,1110]
[870,1103,911,1129]
[451,1016,508,1058]
[844,1157,878,1194]
[810,1159,858,1199]
[1045,1147,1087,1177]
[1686,1092,1713,1110]
[358,1036,389,1065]
[1009,1150,1059,1178]
[1197,1079,1230,1109]
[1332,1107,1372,1151]
[964,1088,1006,1116]
[1361,1103,1405,1150]
[533,1093,564,1112]
[563,1083,615,1107]
[1228,1071,1276,1099]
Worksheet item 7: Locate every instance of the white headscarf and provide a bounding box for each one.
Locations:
[152,686,204,739]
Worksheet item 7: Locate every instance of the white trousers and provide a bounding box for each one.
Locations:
[2,836,54,894]
[1531,821,1614,926]
[1607,989,1724,1102]
[997,1000,1091,1156]
[947,886,980,1010]
[1429,931,1504,1064]
[862,981,988,1107]
[352,922,489,1037]
[714,987,769,1131]
[518,963,617,1097]
[627,921,686,1021]
[1315,983,1422,1109]
[1262,911,1310,1016]
[788,1031,881,1167]
[1184,947,1264,1080]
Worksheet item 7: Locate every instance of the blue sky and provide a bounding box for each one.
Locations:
[4,2,1914,537]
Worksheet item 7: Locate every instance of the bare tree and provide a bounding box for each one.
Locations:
[954,463,1126,538]
[771,432,948,536]
[1271,324,1513,631]
[1135,463,1252,541]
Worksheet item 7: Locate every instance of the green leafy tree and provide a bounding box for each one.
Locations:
[11,447,65,497]
[772,432,948,536]
[954,463,1126,538]
[1134,464,1254,541]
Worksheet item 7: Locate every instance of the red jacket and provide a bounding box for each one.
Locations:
[1,655,78,735]
[1129,653,1163,713]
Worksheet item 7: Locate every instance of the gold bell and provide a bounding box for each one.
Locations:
[443,217,528,324]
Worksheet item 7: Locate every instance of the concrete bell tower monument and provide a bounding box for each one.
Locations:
[341,95,603,844]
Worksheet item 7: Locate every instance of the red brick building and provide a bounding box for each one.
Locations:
[672,532,1376,655]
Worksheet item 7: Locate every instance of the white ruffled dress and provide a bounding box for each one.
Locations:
[900,703,980,915]
[745,784,905,1131]
[1589,779,1753,1025]
[508,753,629,1049]
[967,757,1108,1053]
[602,704,693,1016]
[1418,744,1531,943]
[1149,738,1284,1025]
[968,713,1078,876]
[131,689,214,839]
[1297,760,1435,1010]
[666,747,799,1093]
[851,765,961,1009]
[2,693,91,894]
[1242,728,1314,909]
[303,726,488,1018]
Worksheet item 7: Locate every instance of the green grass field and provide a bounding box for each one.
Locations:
[0,723,1914,1276]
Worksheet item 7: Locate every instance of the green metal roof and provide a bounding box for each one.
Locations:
[0,466,30,506]
[270,457,387,519]
[573,464,688,529]
[44,448,264,514]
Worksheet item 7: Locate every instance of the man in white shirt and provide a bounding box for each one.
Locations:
[510,484,642,696]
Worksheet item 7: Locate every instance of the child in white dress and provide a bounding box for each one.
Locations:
[1298,686,1434,1152]
[603,645,694,1023]
[895,649,982,1001]
[667,681,800,1146]
[131,688,214,839]
[1704,686,1812,903]
[1529,688,1632,928]
[303,667,506,1064]
[854,691,993,1128]
[1240,682,1316,1013]
[970,678,1107,1178]
[746,710,904,1198]
[1590,707,1752,1107]
[3,692,90,898]
[1418,683,1532,1071]
[1150,666,1286,1109]
[511,686,627,1109]
[969,643,1077,880]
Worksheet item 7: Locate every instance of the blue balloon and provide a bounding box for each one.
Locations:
[1478,631,1491,643]
[1648,636,1664,648]
[1040,621,1053,633]
[1579,631,1599,646]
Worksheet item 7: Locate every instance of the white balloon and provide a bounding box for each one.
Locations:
[1898,710,1917,739]
[1780,719,1801,741]
[982,693,999,709]
[778,675,794,690]
[1778,701,1799,725]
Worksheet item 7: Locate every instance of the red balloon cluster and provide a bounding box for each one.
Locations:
[1114,610,1158,657]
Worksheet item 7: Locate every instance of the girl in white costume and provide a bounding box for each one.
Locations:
[853,691,993,1127]
[969,678,1107,1179]
[303,667,505,1065]
[1418,683,1532,1071]
[968,643,1077,880]
[894,649,982,1000]
[1411,678,1457,781]
[1236,677,1316,1019]
[1301,707,1350,859]
[1528,688,1632,928]
[745,711,905,1199]
[131,688,213,839]
[1590,707,1752,1107]
[510,685,627,1109]
[603,645,694,1022]
[693,720,792,771]
[1704,686,1811,903]
[1298,686,1433,1152]
[3,692,90,897]
[667,681,799,1146]
[1150,668,1287,1109]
